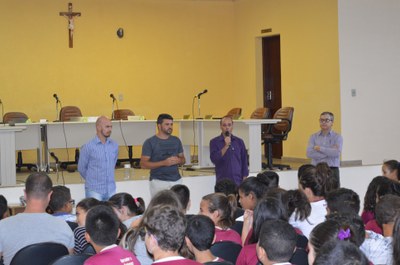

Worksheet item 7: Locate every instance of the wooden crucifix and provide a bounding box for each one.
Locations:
[59,3,81,48]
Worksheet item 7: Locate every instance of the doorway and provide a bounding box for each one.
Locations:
[262,35,282,158]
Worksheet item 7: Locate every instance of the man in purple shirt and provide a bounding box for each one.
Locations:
[210,116,249,186]
[306,111,343,185]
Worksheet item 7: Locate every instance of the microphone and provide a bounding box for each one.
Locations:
[50,152,59,163]
[197,89,208,98]
[110,93,116,101]
[224,131,234,150]
[53,94,60,103]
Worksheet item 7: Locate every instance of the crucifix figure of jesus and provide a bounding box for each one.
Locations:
[59,3,81,48]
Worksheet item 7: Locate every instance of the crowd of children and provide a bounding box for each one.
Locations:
[1,160,400,265]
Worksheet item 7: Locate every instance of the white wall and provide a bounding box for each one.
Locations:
[338,0,400,165]
[1,165,382,214]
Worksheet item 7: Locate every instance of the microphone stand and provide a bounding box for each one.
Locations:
[197,95,202,119]
[0,100,3,124]
[111,98,116,120]
[55,99,61,121]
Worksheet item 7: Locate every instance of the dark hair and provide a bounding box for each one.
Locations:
[125,189,183,251]
[219,115,233,125]
[284,189,311,222]
[256,171,279,189]
[265,188,312,223]
[186,215,215,251]
[310,216,364,257]
[392,213,400,265]
[297,164,314,180]
[76,197,101,211]
[109,192,145,216]
[299,165,327,197]
[0,195,8,220]
[157,113,173,124]
[314,240,368,265]
[325,213,365,247]
[316,162,339,193]
[239,177,268,200]
[85,205,120,246]
[363,176,389,212]
[258,219,297,262]
[320,112,334,122]
[48,186,71,212]
[250,197,288,244]
[375,194,400,225]
[376,178,400,198]
[202,193,236,228]
[143,205,186,252]
[214,179,237,196]
[326,188,360,215]
[383,160,400,180]
[171,184,190,210]
[25,172,53,199]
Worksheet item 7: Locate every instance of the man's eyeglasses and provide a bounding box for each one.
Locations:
[319,119,332,123]
[68,199,75,206]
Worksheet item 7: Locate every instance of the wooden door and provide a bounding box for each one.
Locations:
[262,35,282,158]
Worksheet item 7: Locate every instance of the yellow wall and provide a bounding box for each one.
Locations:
[0,0,235,121]
[1,0,340,161]
[232,0,341,159]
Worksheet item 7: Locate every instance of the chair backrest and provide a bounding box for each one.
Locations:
[270,107,294,140]
[50,253,92,265]
[210,241,242,264]
[59,106,82,122]
[81,243,96,255]
[3,112,29,124]
[226,108,242,120]
[250,107,270,119]
[10,242,69,265]
[113,109,134,120]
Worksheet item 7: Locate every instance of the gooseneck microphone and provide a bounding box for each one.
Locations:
[53,94,60,103]
[197,89,208,98]
[110,93,116,102]
[50,152,60,163]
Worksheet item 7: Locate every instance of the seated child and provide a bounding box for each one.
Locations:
[200,193,242,245]
[256,219,297,265]
[84,205,141,265]
[142,204,202,265]
[73,198,100,253]
[325,188,360,215]
[48,186,77,230]
[314,240,368,265]
[185,215,232,265]
[360,194,400,265]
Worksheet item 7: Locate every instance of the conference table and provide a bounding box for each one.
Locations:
[44,120,157,166]
[0,126,26,186]
[5,118,279,185]
[178,119,280,173]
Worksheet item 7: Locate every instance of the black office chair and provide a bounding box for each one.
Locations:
[210,241,242,264]
[3,112,36,171]
[262,107,294,170]
[50,253,92,265]
[112,109,140,168]
[10,242,69,265]
[58,106,83,171]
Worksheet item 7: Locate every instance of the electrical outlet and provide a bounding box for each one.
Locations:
[119,93,124,101]
[351,89,357,97]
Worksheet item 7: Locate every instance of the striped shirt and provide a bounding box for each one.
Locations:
[78,136,119,196]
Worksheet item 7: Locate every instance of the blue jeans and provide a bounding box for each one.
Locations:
[85,188,114,201]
